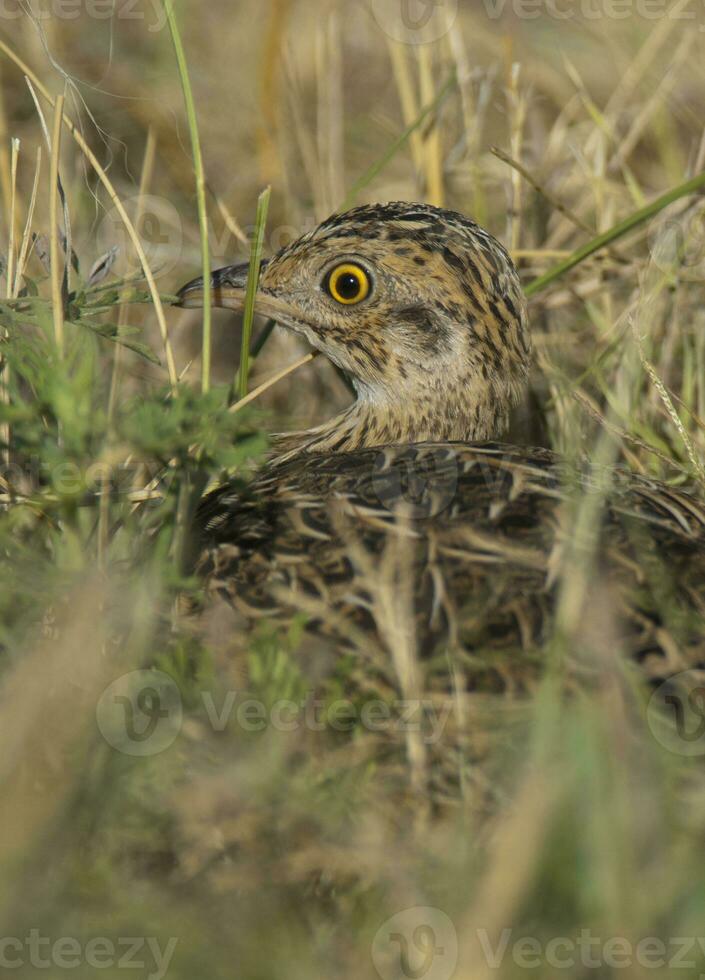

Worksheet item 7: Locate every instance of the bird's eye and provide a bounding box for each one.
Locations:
[325,263,371,305]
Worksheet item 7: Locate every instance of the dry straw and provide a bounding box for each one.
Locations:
[0,39,179,388]
[48,94,64,355]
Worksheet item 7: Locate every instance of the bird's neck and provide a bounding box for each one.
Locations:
[274,369,519,458]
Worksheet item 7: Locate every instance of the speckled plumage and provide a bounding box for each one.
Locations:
[178,202,705,685]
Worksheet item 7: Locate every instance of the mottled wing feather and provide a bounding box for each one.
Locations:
[195,443,705,688]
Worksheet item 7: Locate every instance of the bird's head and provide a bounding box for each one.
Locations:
[178,202,531,450]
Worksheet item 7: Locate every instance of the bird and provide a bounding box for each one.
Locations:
[177,201,705,696]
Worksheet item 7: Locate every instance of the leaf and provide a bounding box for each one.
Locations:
[59,230,81,274]
[87,246,119,287]
[32,234,51,274]
[80,320,161,365]
[84,289,119,308]
[116,337,161,365]
[18,277,39,298]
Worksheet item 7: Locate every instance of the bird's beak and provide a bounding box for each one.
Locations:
[176,260,270,311]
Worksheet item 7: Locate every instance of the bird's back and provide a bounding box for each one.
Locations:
[196,443,705,691]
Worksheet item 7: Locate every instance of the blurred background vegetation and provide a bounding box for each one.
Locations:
[2,1,705,977]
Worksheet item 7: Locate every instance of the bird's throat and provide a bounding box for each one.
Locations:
[274,374,515,458]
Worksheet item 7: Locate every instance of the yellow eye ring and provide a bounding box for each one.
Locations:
[326,263,371,306]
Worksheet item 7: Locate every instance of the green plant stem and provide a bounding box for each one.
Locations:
[0,40,178,388]
[236,187,271,402]
[250,318,277,359]
[341,70,457,210]
[525,169,705,297]
[163,0,212,393]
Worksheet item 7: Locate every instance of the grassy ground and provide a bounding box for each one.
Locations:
[2,2,705,978]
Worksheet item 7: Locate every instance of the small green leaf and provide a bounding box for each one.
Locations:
[79,320,161,364]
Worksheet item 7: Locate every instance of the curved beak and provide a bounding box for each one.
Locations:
[176,260,270,310]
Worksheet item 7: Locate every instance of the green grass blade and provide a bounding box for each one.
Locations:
[236,186,271,402]
[250,318,277,360]
[163,0,212,393]
[525,169,705,297]
[341,70,457,210]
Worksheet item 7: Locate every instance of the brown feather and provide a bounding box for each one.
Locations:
[177,203,705,688]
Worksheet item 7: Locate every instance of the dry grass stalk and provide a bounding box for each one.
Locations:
[229,350,318,414]
[13,145,41,298]
[0,39,179,388]
[417,44,444,207]
[387,39,423,175]
[48,94,65,356]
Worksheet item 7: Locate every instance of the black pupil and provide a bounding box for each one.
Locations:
[336,272,361,300]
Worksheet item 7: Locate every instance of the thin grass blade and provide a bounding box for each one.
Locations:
[341,70,457,210]
[236,186,271,402]
[525,169,705,297]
